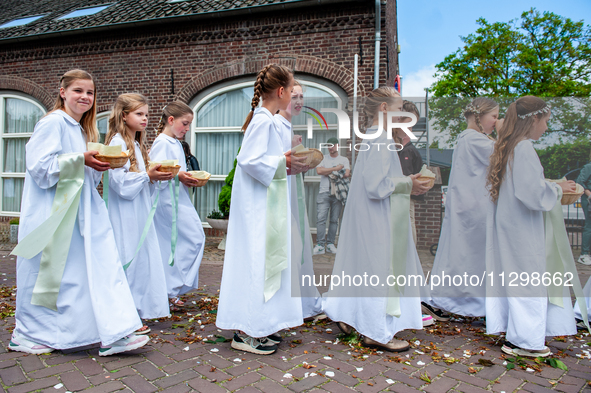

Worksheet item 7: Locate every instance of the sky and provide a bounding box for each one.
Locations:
[397,0,591,97]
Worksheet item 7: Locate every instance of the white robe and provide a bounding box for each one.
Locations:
[150,133,205,298]
[107,134,170,319]
[322,129,424,344]
[485,140,576,350]
[216,108,303,337]
[574,278,591,321]
[428,129,493,317]
[276,114,323,318]
[15,110,141,348]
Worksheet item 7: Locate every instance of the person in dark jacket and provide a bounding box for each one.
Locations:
[398,101,423,245]
[181,141,200,171]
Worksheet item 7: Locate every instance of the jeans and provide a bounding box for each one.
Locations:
[582,196,591,255]
[316,192,342,246]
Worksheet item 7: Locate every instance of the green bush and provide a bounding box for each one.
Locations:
[207,210,225,219]
[218,148,240,218]
[536,139,591,179]
[9,218,19,225]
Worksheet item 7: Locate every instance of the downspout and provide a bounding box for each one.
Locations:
[374,0,381,89]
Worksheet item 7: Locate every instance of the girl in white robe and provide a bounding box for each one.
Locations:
[217,64,307,355]
[150,102,207,307]
[485,96,577,358]
[425,98,499,318]
[322,87,431,352]
[11,70,148,356]
[106,94,174,329]
[276,81,323,319]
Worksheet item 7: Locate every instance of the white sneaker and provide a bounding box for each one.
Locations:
[326,244,337,254]
[577,254,591,265]
[9,331,54,355]
[313,245,325,255]
[99,334,149,356]
[422,314,434,327]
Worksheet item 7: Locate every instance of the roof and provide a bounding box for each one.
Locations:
[417,148,454,168]
[0,0,351,42]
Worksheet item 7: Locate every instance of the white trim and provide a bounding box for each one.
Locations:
[0,95,46,215]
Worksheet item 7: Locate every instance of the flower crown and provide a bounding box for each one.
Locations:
[464,103,480,115]
[517,105,550,120]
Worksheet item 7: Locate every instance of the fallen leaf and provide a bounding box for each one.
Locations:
[478,359,494,367]
[468,367,477,374]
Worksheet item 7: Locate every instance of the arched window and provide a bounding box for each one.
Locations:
[97,112,110,143]
[0,94,45,215]
[189,77,346,230]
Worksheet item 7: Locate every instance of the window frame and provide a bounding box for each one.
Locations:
[190,78,345,229]
[0,93,46,216]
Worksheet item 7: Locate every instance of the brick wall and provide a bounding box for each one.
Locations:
[0,3,386,146]
[415,184,442,249]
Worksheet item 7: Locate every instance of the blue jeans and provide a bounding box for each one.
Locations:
[316,192,342,246]
[582,197,591,255]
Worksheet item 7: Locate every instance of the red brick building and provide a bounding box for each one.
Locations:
[0,0,441,248]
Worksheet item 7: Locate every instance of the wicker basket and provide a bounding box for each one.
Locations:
[188,171,211,181]
[294,148,324,169]
[157,165,181,177]
[95,154,129,169]
[561,183,584,206]
[417,176,435,189]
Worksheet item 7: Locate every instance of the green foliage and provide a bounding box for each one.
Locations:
[542,358,568,371]
[536,138,591,179]
[217,148,240,217]
[207,210,225,219]
[8,218,19,225]
[429,9,591,144]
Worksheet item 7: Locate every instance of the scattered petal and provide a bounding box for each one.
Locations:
[283,373,292,378]
[210,348,219,352]
[417,361,425,366]
[415,350,424,355]
[324,356,332,360]
[183,346,189,351]
[54,383,64,389]
[325,371,335,377]
[325,341,332,344]
[233,358,242,362]
[526,368,535,372]
[356,367,363,372]
[414,340,420,345]
[386,379,395,384]
[444,354,450,358]
[363,355,369,358]
[326,328,332,332]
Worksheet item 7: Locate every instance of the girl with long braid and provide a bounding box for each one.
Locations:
[485,96,577,357]
[217,64,305,355]
[151,102,207,309]
[423,98,499,320]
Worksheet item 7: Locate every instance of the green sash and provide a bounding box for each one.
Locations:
[296,173,307,265]
[102,171,109,207]
[386,177,413,317]
[11,153,85,311]
[168,176,180,267]
[544,187,590,332]
[264,156,289,302]
[123,187,160,271]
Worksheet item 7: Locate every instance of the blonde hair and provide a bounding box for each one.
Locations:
[463,98,498,134]
[486,96,550,202]
[363,86,401,126]
[51,69,99,143]
[156,101,193,135]
[105,93,150,173]
[241,64,293,131]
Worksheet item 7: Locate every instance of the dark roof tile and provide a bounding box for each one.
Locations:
[0,0,305,40]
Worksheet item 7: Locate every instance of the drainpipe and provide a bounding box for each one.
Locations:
[374,0,381,89]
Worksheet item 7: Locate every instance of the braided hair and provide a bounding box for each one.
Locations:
[463,97,498,134]
[241,64,293,132]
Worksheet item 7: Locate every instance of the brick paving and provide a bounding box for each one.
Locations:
[0,238,588,392]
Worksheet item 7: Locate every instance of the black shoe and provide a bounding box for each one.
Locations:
[266,333,283,344]
[421,302,451,322]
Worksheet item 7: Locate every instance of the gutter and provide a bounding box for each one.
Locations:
[373,0,381,89]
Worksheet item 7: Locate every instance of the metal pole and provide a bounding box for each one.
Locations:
[374,0,381,89]
[352,54,358,168]
[425,87,430,166]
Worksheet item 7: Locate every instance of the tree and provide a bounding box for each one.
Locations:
[536,139,591,179]
[428,9,591,144]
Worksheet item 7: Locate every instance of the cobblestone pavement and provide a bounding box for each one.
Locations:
[0,238,589,392]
